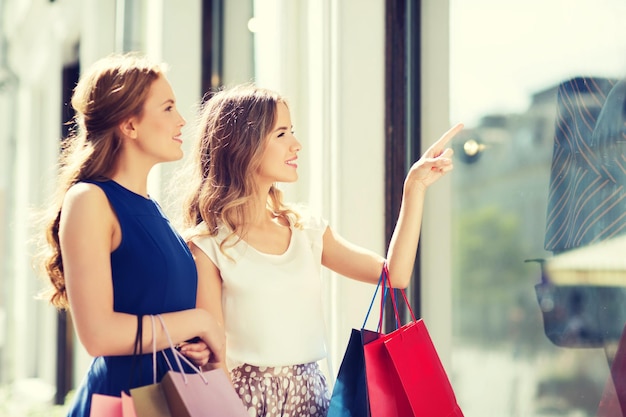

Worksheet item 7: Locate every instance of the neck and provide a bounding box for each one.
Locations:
[109,149,156,198]
[110,174,150,197]
[242,191,275,226]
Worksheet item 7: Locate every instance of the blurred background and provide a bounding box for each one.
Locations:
[1,0,626,416]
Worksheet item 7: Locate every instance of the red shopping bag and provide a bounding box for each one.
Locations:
[363,264,464,417]
[363,326,413,417]
[384,316,464,417]
[362,270,412,417]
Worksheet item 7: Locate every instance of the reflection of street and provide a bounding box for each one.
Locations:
[453,347,607,417]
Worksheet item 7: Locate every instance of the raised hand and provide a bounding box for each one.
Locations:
[406,123,463,190]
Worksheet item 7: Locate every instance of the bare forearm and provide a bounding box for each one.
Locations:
[386,186,426,288]
[76,308,221,358]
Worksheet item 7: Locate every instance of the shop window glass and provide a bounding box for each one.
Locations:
[450,1,626,415]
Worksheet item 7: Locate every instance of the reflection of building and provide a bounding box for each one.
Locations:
[451,82,562,349]
[452,78,626,414]
[454,83,558,255]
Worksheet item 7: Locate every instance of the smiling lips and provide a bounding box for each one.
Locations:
[286,157,298,168]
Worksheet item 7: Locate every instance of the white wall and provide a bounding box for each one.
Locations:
[1,0,204,399]
[324,0,387,371]
[2,0,79,404]
[421,0,454,368]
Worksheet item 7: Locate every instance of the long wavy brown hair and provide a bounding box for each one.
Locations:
[180,84,301,254]
[39,53,164,310]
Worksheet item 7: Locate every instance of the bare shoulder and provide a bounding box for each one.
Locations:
[64,182,107,206]
[61,182,113,224]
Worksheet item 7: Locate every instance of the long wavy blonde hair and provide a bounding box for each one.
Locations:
[181,84,302,254]
[39,53,164,310]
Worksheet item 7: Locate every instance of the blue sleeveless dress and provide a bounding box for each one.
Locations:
[66,180,197,417]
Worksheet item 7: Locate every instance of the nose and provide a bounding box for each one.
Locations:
[291,136,302,152]
[177,109,186,126]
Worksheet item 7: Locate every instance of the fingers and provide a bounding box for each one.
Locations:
[179,342,211,367]
[425,147,454,169]
[203,338,225,363]
[427,159,454,176]
[436,163,454,174]
[179,341,208,353]
[439,147,454,159]
[430,123,464,155]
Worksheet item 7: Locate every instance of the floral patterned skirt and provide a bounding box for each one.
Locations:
[230,362,330,417]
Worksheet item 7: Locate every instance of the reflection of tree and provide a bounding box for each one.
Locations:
[453,206,546,351]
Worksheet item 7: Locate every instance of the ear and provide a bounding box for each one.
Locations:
[118,117,138,139]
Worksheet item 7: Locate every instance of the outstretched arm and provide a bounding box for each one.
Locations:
[385,123,463,287]
[321,123,463,288]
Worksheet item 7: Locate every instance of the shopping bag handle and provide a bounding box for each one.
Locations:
[376,263,419,331]
[151,314,210,386]
[362,271,384,329]
[362,262,418,331]
[362,263,400,331]
[384,263,417,324]
[379,264,401,331]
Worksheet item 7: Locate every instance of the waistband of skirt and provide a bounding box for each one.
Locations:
[232,362,321,378]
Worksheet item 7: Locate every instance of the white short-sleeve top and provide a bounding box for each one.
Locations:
[192,214,328,370]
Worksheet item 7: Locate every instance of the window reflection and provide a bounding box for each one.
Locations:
[450,1,626,415]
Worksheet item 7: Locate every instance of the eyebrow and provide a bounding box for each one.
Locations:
[161,99,175,106]
[273,125,292,133]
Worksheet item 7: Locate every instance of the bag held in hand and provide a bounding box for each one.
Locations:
[365,265,463,417]
[154,315,249,417]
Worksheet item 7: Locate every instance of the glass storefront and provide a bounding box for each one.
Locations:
[450,1,626,415]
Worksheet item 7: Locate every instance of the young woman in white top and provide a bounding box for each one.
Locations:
[180,84,463,417]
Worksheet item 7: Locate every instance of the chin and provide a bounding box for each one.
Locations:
[169,150,184,162]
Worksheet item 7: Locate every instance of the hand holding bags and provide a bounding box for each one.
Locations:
[328,264,464,417]
[94,314,248,417]
[153,314,249,417]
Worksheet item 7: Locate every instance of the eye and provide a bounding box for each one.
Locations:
[165,105,174,112]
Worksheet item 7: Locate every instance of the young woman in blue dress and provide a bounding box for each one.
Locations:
[38,53,224,416]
